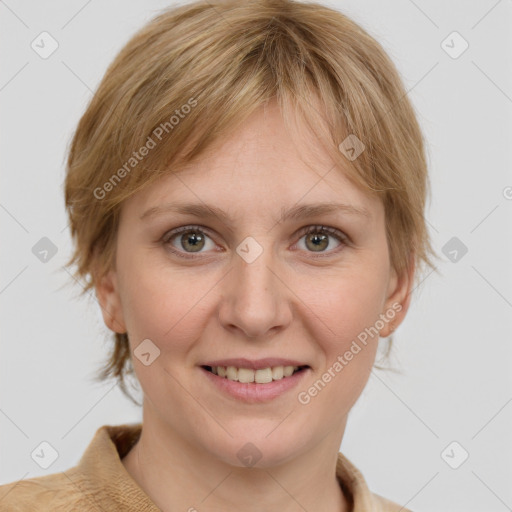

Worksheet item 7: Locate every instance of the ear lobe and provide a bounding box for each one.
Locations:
[94,269,127,334]
[379,255,416,338]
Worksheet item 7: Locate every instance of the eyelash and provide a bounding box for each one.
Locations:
[161,224,349,260]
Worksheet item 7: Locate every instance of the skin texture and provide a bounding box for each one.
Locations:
[96,100,414,512]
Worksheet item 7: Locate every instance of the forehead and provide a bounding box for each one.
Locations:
[122,102,383,223]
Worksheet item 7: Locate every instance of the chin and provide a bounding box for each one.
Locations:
[200,419,312,469]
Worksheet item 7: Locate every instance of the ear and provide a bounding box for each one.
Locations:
[379,254,415,338]
[94,269,127,334]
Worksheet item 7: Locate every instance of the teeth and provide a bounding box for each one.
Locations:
[238,368,254,383]
[255,368,273,384]
[226,366,238,380]
[272,366,284,380]
[210,365,302,383]
[283,365,294,377]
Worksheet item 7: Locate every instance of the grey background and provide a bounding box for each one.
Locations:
[1,1,511,511]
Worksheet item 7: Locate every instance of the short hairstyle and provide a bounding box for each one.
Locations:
[64,0,437,403]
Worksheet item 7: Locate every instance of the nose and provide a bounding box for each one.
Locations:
[217,243,293,339]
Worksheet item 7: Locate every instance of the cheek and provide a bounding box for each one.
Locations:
[295,272,385,414]
[118,258,214,354]
[292,270,386,427]
[297,264,388,349]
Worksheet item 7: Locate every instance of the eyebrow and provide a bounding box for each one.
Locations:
[140,201,370,224]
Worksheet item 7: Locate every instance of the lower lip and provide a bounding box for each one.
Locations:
[200,367,310,403]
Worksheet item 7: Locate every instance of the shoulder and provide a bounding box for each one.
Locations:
[372,492,414,512]
[0,423,144,511]
[0,467,92,511]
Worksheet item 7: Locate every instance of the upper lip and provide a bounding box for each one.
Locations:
[201,358,309,370]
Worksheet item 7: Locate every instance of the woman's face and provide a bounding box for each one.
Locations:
[97,102,412,467]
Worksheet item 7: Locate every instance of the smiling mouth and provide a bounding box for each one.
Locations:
[201,365,309,384]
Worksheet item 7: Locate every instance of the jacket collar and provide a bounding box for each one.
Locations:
[75,423,384,511]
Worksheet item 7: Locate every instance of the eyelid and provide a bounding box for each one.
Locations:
[161,224,215,243]
[297,225,348,242]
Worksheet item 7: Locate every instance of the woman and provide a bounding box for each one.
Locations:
[0,0,435,510]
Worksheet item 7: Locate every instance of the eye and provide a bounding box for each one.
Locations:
[161,224,348,260]
[295,225,347,255]
[162,225,217,258]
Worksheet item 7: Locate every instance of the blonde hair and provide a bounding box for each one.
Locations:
[64,0,437,403]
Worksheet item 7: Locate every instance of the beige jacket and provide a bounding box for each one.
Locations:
[0,423,411,511]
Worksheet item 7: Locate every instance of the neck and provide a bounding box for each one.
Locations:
[122,408,350,512]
